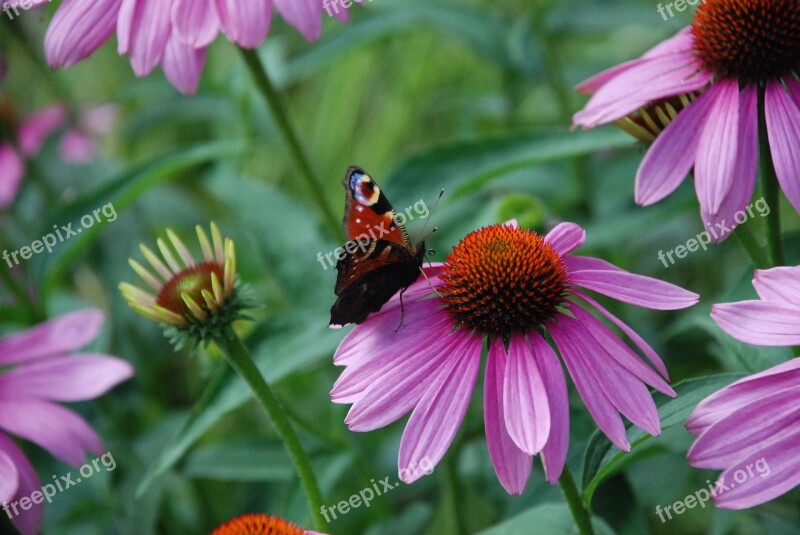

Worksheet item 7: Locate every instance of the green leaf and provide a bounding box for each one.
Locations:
[181,441,294,482]
[477,503,617,535]
[581,375,744,509]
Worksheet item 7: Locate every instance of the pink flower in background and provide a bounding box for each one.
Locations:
[0,309,133,535]
[331,221,698,494]
[45,0,358,94]
[573,0,800,242]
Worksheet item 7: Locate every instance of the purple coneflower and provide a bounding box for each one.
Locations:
[0,309,133,535]
[573,0,800,240]
[331,221,698,494]
[212,513,325,535]
[44,0,355,94]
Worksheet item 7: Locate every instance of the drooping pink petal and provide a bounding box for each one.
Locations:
[44,0,122,69]
[484,338,532,495]
[544,222,585,255]
[635,83,718,205]
[752,266,800,307]
[0,447,18,504]
[0,355,133,402]
[398,332,482,483]
[172,0,219,48]
[59,129,97,163]
[214,0,272,49]
[530,331,569,484]
[503,334,550,455]
[273,0,323,41]
[0,434,42,535]
[765,79,800,213]
[162,31,207,95]
[0,309,105,365]
[569,269,699,310]
[713,428,800,509]
[117,0,172,76]
[694,79,740,216]
[711,301,800,346]
[0,144,24,208]
[17,105,66,156]
[572,289,669,378]
[549,317,630,451]
[687,386,800,469]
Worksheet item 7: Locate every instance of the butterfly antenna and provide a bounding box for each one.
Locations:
[418,261,444,299]
[415,189,444,243]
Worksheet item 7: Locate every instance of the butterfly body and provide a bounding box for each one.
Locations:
[330,166,425,326]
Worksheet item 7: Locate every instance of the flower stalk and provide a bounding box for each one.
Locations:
[757,85,786,268]
[559,467,596,535]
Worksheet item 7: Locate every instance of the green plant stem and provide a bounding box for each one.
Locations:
[217,334,328,532]
[733,224,769,269]
[757,86,785,267]
[559,467,595,535]
[237,48,340,238]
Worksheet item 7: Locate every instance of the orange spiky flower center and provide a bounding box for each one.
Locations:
[211,513,307,535]
[156,261,223,318]
[439,224,569,336]
[692,0,800,83]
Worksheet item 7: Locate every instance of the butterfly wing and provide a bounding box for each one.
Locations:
[342,166,411,247]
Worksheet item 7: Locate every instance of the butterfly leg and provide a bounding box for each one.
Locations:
[395,287,409,332]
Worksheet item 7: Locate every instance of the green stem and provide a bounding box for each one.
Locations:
[757,85,785,267]
[217,334,329,532]
[237,48,341,238]
[559,467,595,535]
[733,224,769,269]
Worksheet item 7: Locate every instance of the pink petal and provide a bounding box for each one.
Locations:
[530,331,569,484]
[273,0,323,41]
[0,398,103,466]
[214,0,272,49]
[171,0,219,48]
[694,79,740,216]
[59,129,97,163]
[0,355,133,401]
[117,0,172,76]
[711,301,800,346]
[563,255,623,273]
[0,144,24,208]
[544,222,585,255]
[503,334,550,455]
[765,79,800,213]
[753,266,800,307]
[635,83,718,205]
[0,434,42,535]
[485,338,532,495]
[569,269,699,310]
[0,309,105,365]
[0,447,18,503]
[17,105,66,156]
[44,0,122,69]
[162,31,207,95]
[398,332,482,483]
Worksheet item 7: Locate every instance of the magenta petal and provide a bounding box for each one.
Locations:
[765,79,800,213]
[530,331,569,484]
[59,129,97,163]
[549,317,630,451]
[713,429,800,509]
[485,338,532,495]
[171,0,219,48]
[0,144,24,208]
[0,434,42,535]
[398,332,482,483]
[563,255,623,273]
[0,398,103,466]
[753,266,800,306]
[544,222,585,255]
[569,269,699,310]
[503,334,550,455]
[635,84,718,205]
[17,105,66,156]
[0,447,18,504]
[273,0,323,41]
[0,309,105,365]
[214,0,272,48]
[117,0,172,76]
[711,301,800,346]
[162,32,206,94]
[0,355,133,401]
[44,0,121,69]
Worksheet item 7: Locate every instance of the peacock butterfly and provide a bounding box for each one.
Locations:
[329,166,426,327]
